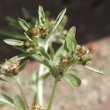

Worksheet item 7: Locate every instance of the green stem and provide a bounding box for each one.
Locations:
[37,40,49,107]
[16,76,29,110]
[47,78,59,110]
[37,64,44,107]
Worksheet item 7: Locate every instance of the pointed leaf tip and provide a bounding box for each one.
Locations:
[85,66,105,75]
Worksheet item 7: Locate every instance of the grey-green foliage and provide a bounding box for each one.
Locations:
[0,94,16,107]
[0,5,105,109]
[18,18,30,32]
[64,27,77,53]
[64,73,81,88]
[0,30,25,40]
[15,95,27,110]
[38,5,46,26]
[6,16,21,29]
[22,8,30,19]
[85,65,105,75]
[49,8,66,35]
[4,39,24,46]
[0,77,9,82]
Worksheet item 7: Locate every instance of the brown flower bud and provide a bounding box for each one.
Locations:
[79,46,89,54]
[80,56,85,61]
[75,50,79,55]
[28,28,38,37]
[60,56,70,68]
[39,26,46,32]
[41,32,47,39]
[13,68,20,75]
[25,41,31,47]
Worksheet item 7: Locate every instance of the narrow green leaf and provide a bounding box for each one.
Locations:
[64,27,77,53]
[32,54,55,74]
[19,60,29,71]
[4,39,24,46]
[85,66,105,75]
[0,30,26,40]
[15,95,27,110]
[39,47,50,60]
[24,32,32,41]
[38,5,46,26]
[6,16,21,29]
[8,52,34,63]
[64,73,81,87]
[40,72,51,79]
[59,15,68,29]
[18,18,30,32]
[0,93,16,107]
[16,47,54,73]
[33,37,38,45]
[22,8,30,19]
[4,73,15,77]
[50,8,66,34]
[0,77,9,82]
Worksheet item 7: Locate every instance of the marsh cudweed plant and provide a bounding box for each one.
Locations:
[0,6,104,110]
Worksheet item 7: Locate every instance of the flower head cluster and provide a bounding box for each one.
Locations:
[0,61,20,75]
[74,45,92,65]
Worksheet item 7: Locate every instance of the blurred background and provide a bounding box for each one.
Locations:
[0,0,110,60]
[0,0,110,110]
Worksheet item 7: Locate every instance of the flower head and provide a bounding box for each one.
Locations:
[0,60,20,74]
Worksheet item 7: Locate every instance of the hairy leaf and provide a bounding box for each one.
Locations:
[64,27,77,53]
[6,16,21,29]
[0,94,16,107]
[8,52,35,63]
[59,15,68,29]
[38,5,46,26]
[64,73,81,88]
[85,66,105,75]
[0,30,26,40]
[22,8,30,19]
[50,8,66,34]
[0,77,9,82]
[15,95,27,110]
[24,32,32,41]
[18,18,30,32]
[4,39,24,46]
[39,47,50,60]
